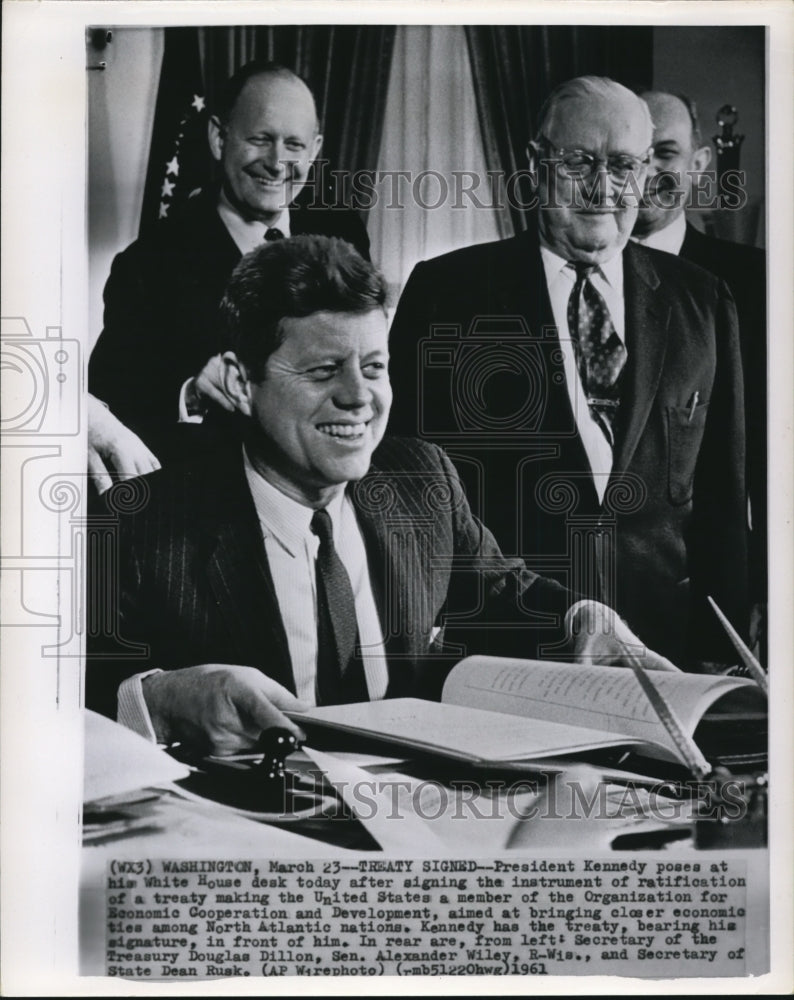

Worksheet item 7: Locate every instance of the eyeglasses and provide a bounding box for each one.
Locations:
[536,135,652,181]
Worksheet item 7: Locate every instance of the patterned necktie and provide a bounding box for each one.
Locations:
[310,508,367,705]
[566,263,627,446]
[264,227,284,242]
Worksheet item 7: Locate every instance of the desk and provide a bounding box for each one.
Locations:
[80,751,769,979]
[80,787,354,975]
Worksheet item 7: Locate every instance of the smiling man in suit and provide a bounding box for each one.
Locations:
[88,59,370,488]
[388,77,748,668]
[86,234,676,755]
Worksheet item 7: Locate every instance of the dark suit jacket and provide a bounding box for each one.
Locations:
[88,192,371,463]
[85,437,571,719]
[387,228,748,666]
[680,224,766,600]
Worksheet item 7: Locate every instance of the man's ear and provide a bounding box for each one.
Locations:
[310,132,324,163]
[526,141,540,173]
[208,116,225,163]
[691,143,713,173]
[222,351,253,417]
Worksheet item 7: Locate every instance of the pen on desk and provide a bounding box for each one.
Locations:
[707,596,768,694]
[625,652,711,782]
[687,390,700,421]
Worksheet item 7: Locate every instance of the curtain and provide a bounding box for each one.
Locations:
[198,25,396,204]
[140,26,395,231]
[465,26,654,233]
[368,26,503,306]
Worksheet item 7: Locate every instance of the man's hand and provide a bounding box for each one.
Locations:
[566,601,679,672]
[87,394,160,494]
[142,664,310,755]
[184,354,237,416]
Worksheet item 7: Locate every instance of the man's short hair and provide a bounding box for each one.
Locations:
[673,93,703,147]
[638,89,703,149]
[221,235,388,379]
[215,59,315,126]
[534,75,653,145]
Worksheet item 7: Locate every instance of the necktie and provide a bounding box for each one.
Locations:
[264,227,284,242]
[566,263,627,446]
[310,508,368,705]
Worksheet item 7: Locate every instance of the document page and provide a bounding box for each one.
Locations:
[442,657,762,761]
[298,698,639,763]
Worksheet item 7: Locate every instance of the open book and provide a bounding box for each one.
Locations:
[294,656,766,771]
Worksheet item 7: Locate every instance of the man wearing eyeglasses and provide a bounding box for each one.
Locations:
[388,76,748,669]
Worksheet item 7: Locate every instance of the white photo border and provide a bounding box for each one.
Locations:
[1,1,792,995]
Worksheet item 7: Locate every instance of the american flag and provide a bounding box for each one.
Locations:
[139,28,211,235]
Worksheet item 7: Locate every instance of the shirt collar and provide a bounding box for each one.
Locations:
[631,212,686,255]
[539,244,625,343]
[539,244,624,293]
[216,189,291,255]
[243,447,345,557]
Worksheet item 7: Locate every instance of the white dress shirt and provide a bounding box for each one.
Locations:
[539,245,627,503]
[118,450,389,739]
[216,188,291,254]
[177,193,291,422]
[242,451,389,704]
[631,211,687,255]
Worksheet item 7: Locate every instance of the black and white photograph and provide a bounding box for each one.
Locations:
[1,1,792,993]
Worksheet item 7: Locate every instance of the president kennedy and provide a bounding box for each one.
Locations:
[86,235,675,755]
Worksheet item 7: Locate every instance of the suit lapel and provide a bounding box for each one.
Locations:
[202,458,294,691]
[349,465,426,697]
[187,192,242,272]
[494,231,590,441]
[613,244,671,474]
[680,223,710,271]
[512,229,600,501]
[349,471,405,656]
[493,230,556,335]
